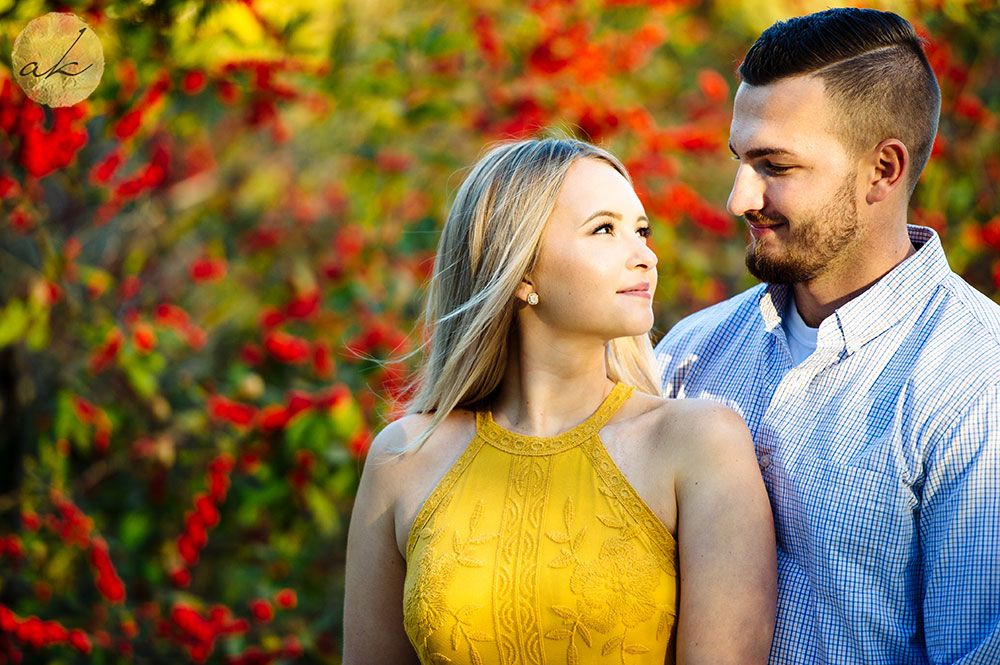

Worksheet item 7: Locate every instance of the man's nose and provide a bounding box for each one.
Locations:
[727,163,765,217]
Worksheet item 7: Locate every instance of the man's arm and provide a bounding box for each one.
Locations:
[920,383,1000,664]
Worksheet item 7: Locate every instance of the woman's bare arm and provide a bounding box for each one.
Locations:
[343,422,420,665]
[673,402,776,665]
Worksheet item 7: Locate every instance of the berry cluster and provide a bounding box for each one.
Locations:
[171,454,234,587]
[0,498,125,659]
[154,303,208,350]
[158,602,248,663]
[89,538,126,604]
[0,78,89,179]
[0,606,92,657]
[72,396,113,454]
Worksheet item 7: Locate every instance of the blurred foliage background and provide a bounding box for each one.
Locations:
[0,0,997,662]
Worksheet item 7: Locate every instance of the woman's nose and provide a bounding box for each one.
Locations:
[630,235,658,270]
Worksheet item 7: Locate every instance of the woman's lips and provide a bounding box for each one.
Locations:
[617,283,651,298]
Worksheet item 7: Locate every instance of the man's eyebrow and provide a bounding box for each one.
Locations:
[728,142,797,159]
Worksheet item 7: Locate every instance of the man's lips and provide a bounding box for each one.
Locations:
[746,215,785,238]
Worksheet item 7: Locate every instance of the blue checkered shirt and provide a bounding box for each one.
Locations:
[654,226,1000,664]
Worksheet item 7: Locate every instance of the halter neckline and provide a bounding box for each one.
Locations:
[476,383,634,456]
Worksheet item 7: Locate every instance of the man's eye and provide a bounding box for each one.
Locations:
[764,163,792,175]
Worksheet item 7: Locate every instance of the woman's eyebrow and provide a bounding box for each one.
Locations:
[581,210,649,227]
[583,210,622,225]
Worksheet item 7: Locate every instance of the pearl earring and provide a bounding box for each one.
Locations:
[526,292,539,306]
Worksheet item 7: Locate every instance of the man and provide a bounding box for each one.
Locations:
[655,7,1000,664]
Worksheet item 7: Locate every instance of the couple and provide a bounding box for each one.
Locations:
[344,7,1000,664]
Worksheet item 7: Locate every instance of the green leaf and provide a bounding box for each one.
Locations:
[285,411,327,450]
[120,512,151,548]
[329,398,363,441]
[325,463,360,500]
[0,299,30,347]
[304,484,340,536]
[24,310,50,350]
[53,391,77,441]
[123,359,158,398]
[323,444,352,467]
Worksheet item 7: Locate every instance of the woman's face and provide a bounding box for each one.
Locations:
[525,157,657,342]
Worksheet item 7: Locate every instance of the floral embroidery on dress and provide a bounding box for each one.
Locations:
[547,497,587,569]
[545,491,661,664]
[405,525,454,647]
[405,500,499,664]
[404,384,677,664]
[571,537,659,631]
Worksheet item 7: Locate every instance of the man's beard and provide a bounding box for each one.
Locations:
[744,178,859,285]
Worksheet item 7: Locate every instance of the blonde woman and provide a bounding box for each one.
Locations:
[343,138,776,664]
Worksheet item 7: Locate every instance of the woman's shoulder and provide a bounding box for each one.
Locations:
[366,409,479,475]
[617,391,753,462]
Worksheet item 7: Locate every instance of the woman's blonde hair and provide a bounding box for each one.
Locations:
[400,137,659,452]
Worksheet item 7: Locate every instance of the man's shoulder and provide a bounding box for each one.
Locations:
[658,283,766,349]
[653,285,768,396]
[902,274,1000,411]
[938,273,1000,346]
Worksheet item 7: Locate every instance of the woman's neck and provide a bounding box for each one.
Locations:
[490,330,614,437]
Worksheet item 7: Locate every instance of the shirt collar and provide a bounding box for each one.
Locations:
[757,225,951,355]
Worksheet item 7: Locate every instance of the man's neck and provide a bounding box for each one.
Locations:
[792,231,917,328]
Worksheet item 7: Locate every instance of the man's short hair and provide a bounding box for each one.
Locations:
[739,8,941,195]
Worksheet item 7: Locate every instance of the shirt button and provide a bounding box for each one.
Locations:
[759,453,772,470]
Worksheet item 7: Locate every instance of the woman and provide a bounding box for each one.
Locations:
[343,138,776,664]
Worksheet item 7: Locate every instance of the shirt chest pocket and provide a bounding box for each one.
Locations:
[785,460,913,575]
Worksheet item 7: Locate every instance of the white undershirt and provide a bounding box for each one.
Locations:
[783,293,819,366]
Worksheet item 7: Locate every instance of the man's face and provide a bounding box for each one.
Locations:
[727,75,864,284]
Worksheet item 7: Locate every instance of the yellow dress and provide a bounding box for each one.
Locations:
[403,383,679,665]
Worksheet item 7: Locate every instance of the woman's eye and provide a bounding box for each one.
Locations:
[637,226,651,238]
[593,222,614,234]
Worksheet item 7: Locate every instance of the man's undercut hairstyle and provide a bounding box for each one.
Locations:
[739,7,941,195]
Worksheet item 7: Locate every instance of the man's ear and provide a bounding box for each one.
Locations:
[514,279,534,304]
[866,138,908,204]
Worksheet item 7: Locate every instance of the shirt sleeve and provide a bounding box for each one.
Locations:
[920,382,1000,664]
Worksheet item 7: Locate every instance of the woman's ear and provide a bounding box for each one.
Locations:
[514,278,534,304]
[866,138,908,204]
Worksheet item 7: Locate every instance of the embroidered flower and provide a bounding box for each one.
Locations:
[570,537,659,632]
[403,547,456,643]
